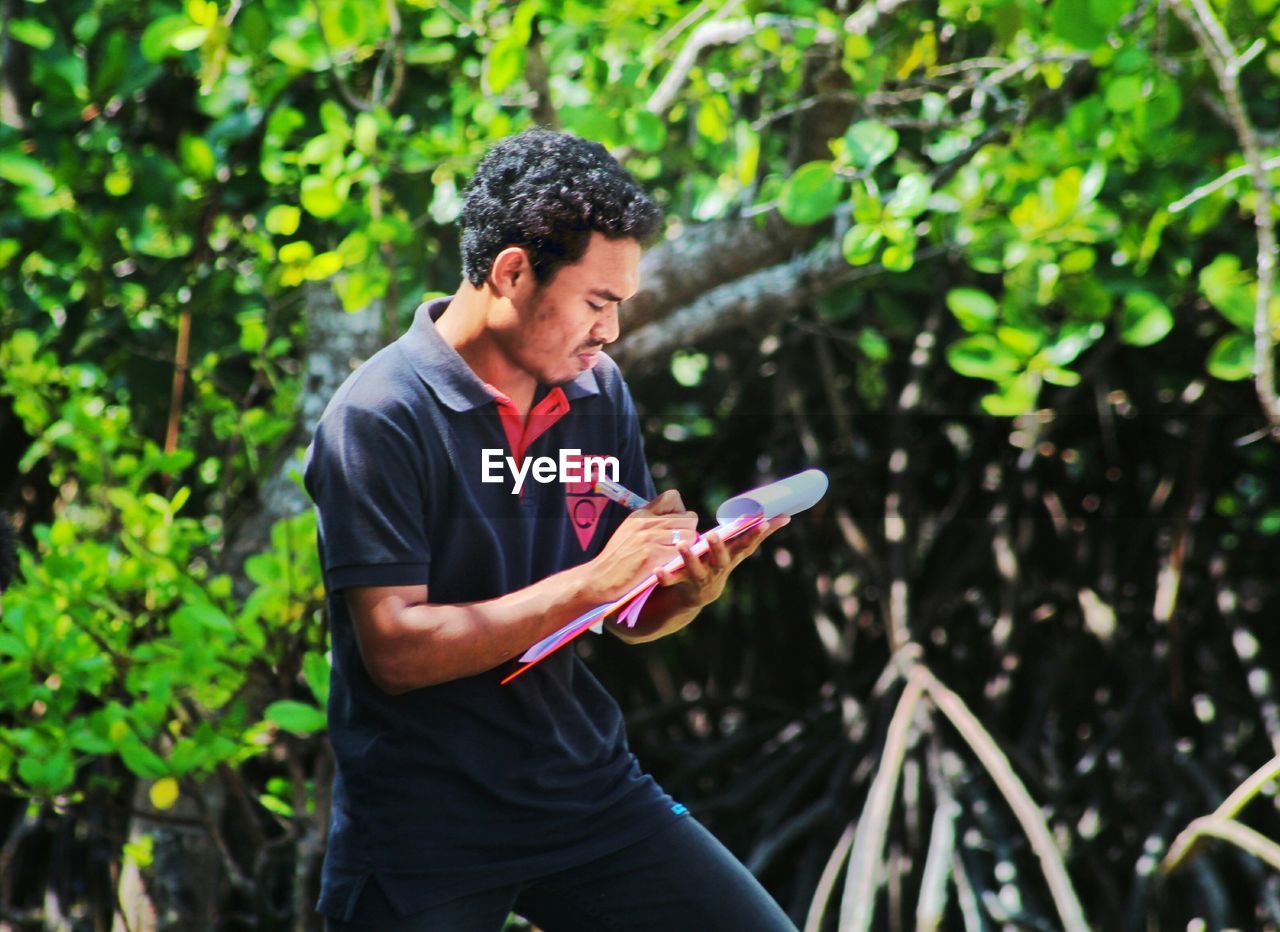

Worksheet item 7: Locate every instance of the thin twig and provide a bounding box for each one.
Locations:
[916,743,959,931]
[912,662,1090,931]
[804,819,857,932]
[839,680,926,932]
[1168,155,1280,213]
[646,12,834,116]
[1166,816,1280,873]
[1160,753,1280,874]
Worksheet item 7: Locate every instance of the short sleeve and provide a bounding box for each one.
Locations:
[304,402,432,592]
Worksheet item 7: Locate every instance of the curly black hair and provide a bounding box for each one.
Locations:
[459,129,664,287]
[0,512,15,593]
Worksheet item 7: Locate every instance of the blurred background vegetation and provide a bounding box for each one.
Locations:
[2,0,1280,928]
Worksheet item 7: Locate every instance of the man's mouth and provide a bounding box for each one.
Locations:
[576,346,603,367]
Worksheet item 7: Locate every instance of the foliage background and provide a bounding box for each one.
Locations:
[1,0,1280,928]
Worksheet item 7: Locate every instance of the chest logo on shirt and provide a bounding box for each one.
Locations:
[561,452,608,550]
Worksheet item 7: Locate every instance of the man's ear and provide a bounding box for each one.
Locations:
[489,247,532,298]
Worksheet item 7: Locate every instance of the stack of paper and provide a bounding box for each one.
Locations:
[501,470,829,684]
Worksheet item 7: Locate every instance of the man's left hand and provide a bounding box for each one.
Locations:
[653,515,791,609]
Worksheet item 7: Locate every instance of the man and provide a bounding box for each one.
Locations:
[304,129,796,931]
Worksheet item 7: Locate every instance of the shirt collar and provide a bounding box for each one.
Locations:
[399,295,602,412]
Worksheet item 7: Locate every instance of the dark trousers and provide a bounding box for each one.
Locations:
[323,815,798,932]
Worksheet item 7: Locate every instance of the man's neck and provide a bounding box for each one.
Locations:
[435,284,537,414]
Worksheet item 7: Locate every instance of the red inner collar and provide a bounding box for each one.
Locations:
[486,385,570,467]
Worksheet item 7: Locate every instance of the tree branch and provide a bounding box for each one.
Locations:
[1170,0,1280,432]
[844,0,917,36]
[625,211,819,333]
[614,242,945,366]
[645,13,835,116]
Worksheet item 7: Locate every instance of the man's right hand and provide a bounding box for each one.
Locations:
[587,490,698,600]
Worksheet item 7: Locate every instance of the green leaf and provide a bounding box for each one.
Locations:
[9,18,55,50]
[303,652,331,707]
[18,749,74,793]
[150,777,180,810]
[421,11,455,38]
[625,111,667,154]
[1133,75,1182,136]
[843,121,899,169]
[997,325,1042,358]
[120,741,169,779]
[947,335,1023,380]
[0,152,56,195]
[317,100,350,144]
[486,35,525,93]
[265,700,328,735]
[778,161,843,226]
[1206,332,1254,381]
[857,328,890,361]
[259,792,294,817]
[1119,291,1174,346]
[1199,254,1256,331]
[179,134,215,180]
[671,351,709,387]
[980,372,1039,415]
[305,251,344,280]
[696,96,731,144]
[1051,0,1106,48]
[842,224,882,265]
[946,288,998,332]
[886,173,932,218]
[123,835,154,869]
[279,240,314,264]
[174,601,234,635]
[269,35,320,70]
[265,205,301,236]
[1104,75,1143,113]
[1044,323,1104,365]
[1041,365,1081,387]
[354,113,378,155]
[1089,0,1135,32]
[141,15,206,62]
[300,175,346,219]
[322,0,367,45]
[881,241,916,272]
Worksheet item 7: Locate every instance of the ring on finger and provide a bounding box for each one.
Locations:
[671,529,685,546]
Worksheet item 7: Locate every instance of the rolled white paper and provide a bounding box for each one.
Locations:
[715,469,829,524]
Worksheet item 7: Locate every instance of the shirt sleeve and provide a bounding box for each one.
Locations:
[304,402,432,593]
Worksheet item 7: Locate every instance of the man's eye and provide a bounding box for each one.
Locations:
[587,301,605,311]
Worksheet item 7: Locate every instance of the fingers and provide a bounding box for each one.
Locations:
[680,534,715,579]
[724,515,790,565]
[653,513,792,589]
[646,488,686,515]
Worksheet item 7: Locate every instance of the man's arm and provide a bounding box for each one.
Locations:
[346,566,597,694]
[346,492,697,693]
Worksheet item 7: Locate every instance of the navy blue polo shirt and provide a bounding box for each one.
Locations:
[303,296,681,920]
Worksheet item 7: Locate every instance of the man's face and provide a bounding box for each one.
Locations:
[496,232,641,385]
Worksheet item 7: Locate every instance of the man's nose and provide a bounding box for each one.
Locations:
[592,306,620,345]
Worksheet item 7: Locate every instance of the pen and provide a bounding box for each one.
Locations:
[593,478,701,549]
[592,477,650,511]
